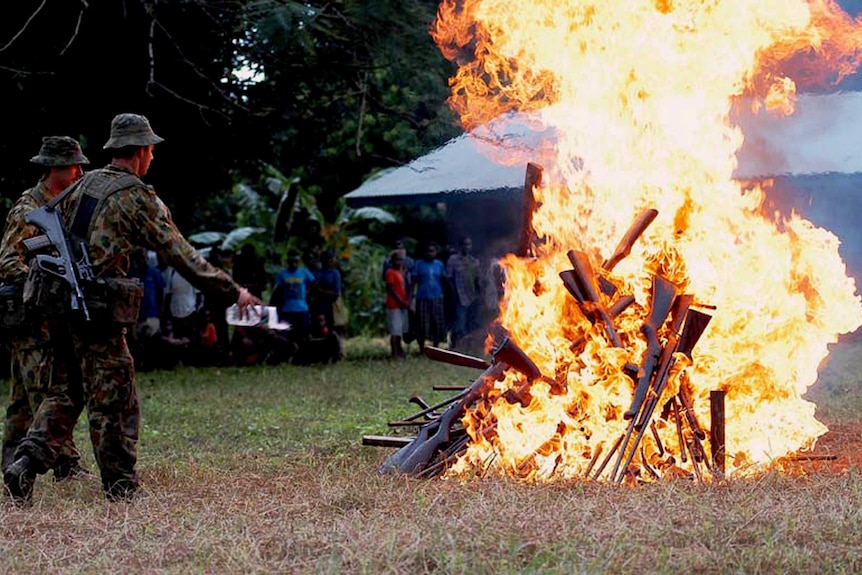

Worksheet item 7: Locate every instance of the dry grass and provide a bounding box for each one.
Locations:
[1,336,861,574]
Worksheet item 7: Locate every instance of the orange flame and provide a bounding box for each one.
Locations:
[432,0,862,481]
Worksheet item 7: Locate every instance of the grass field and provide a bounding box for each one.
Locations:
[0,336,861,574]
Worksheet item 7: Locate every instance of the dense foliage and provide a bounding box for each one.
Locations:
[0,0,460,231]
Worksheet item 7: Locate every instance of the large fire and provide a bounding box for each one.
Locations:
[431,0,862,481]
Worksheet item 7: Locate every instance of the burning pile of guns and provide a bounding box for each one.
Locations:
[364,206,725,482]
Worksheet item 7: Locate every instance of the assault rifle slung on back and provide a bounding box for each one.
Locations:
[23,204,93,321]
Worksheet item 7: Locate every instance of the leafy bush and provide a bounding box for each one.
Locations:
[340,241,388,337]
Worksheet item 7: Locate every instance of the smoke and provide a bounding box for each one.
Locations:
[731,89,862,285]
[735,92,862,178]
[764,173,862,285]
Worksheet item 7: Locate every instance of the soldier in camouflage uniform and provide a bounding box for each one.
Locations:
[4,114,262,504]
[0,137,91,484]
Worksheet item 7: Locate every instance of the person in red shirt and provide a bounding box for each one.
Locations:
[384,249,412,359]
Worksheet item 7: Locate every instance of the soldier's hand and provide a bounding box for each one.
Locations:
[237,287,263,319]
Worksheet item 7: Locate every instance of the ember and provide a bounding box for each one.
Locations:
[366,1,862,483]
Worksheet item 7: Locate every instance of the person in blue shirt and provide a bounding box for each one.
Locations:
[311,249,342,333]
[273,252,317,341]
[128,249,166,371]
[411,242,447,353]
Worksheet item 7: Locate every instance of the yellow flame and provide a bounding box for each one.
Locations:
[433,0,862,481]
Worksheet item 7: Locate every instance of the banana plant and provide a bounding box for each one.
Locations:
[187,226,266,253]
[305,196,396,258]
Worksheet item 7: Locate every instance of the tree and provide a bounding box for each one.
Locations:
[0,0,460,235]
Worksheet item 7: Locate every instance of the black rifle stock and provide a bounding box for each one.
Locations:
[676,308,713,361]
[24,205,93,321]
[660,307,712,419]
[675,309,714,439]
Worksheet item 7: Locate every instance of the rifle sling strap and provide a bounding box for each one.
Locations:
[46,179,82,209]
[28,185,47,207]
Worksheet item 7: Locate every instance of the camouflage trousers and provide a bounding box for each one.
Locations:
[16,321,139,497]
[2,320,83,473]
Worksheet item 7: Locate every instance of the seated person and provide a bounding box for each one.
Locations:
[154,318,191,370]
[293,313,343,365]
[230,325,297,367]
[188,309,228,366]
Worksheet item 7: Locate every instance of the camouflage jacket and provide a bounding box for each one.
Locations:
[0,182,49,285]
[59,164,239,302]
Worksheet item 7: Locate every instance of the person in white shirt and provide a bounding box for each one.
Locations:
[165,266,201,340]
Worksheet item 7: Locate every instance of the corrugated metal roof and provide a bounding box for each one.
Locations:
[345,113,557,206]
[345,93,862,206]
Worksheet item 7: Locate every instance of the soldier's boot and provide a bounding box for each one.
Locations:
[52,460,95,483]
[4,455,36,506]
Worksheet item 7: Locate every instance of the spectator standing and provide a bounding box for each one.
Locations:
[441,243,458,341]
[382,238,414,292]
[312,250,341,332]
[446,236,481,349]
[203,246,233,354]
[155,318,190,370]
[384,249,411,359]
[273,252,316,341]
[293,313,342,365]
[411,242,447,353]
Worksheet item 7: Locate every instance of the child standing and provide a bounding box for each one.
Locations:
[384,249,411,359]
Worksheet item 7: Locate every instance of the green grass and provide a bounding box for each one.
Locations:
[0,336,861,574]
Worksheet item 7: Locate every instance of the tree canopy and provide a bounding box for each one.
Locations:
[0,0,460,232]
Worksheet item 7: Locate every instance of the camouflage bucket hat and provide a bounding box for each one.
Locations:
[103,113,164,149]
[30,136,90,167]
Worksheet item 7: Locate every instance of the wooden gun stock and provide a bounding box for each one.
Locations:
[569,294,635,351]
[518,163,543,258]
[566,250,622,347]
[677,308,712,360]
[559,269,585,303]
[424,346,491,370]
[494,337,545,406]
[602,208,659,273]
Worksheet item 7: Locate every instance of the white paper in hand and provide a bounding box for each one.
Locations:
[225,305,291,331]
